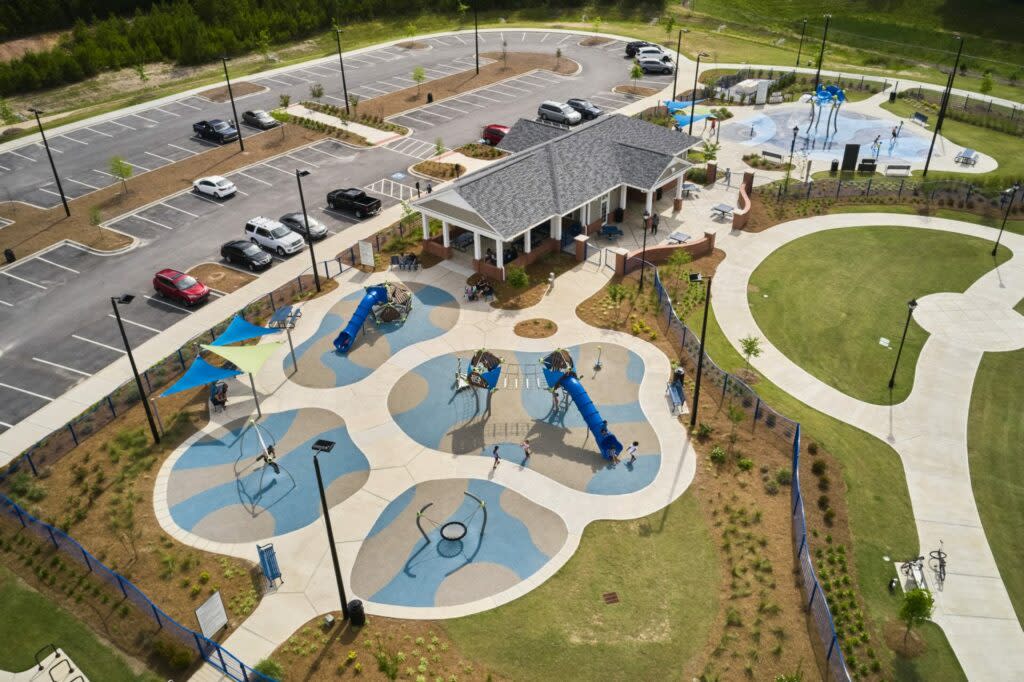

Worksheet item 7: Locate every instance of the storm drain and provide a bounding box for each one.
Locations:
[602,592,620,604]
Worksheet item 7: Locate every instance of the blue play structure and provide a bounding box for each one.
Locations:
[541,349,623,460]
[806,83,847,141]
[334,285,388,353]
[457,349,503,391]
[665,98,709,129]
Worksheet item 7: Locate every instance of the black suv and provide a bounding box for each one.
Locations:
[625,41,653,57]
[221,240,272,271]
[567,98,603,120]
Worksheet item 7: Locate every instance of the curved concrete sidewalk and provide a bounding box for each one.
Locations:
[712,213,1024,682]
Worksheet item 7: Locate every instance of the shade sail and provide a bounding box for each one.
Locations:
[201,342,284,375]
[209,315,282,346]
[672,112,711,128]
[160,356,242,397]
[665,99,705,113]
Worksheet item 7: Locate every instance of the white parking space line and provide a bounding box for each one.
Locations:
[72,334,125,353]
[449,98,484,109]
[126,161,150,172]
[0,382,53,401]
[323,95,347,104]
[394,112,436,127]
[167,143,198,156]
[134,214,174,230]
[160,201,200,217]
[153,106,181,117]
[235,189,249,197]
[176,100,201,110]
[0,420,12,428]
[0,269,46,289]
[452,34,467,45]
[306,146,347,161]
[59,134,89,145]
[432,102,468,114]
[0,298,13,307]
[144,295,192,313]
[286,154,318,167]
[304,66,337,77]
[496,82,531,94]
[486,86,518,97]
[32,357,91,377]
[40,188,63,197]
[357,84,390,95]
[146,151,176,164]
[36,256,79,274]
[107,314,160,333]
[261,76,294,87]
[36,142,62,154]
[91,168,115,178]
[521,33,526,42]
[65,178,101,191]
[540,33,551,43]
[261,163,296,176]
[463,91,501,103]
[191,137,220,148]
[347,58,373,68]
[235,170,272,185]
[190,192,226,207]
[558,35,573,45]
[432,36,454,46]
[391,76,416,84]
[7,150,36,162]
[109,119,136,130]
[128,113,160,124]
[84,126,113,137]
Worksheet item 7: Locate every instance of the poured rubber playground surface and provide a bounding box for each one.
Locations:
[389,342,661,494]
[167,409,370,542]
[287,283,459,388]
[351,478,567,608]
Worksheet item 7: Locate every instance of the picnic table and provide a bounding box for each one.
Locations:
[679,182,701,197]
[667,231,691,244]
[599,224,624,240]
[955,148,979,166]
[268,305,301,329]
[711,203,734,220]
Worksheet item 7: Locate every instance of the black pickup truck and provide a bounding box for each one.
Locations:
[326,188,382,219]
[192,119,239,143]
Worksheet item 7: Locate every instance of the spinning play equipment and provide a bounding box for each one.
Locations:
[541,349,623,460]
[456,349,504,391]
[333,282,414,353]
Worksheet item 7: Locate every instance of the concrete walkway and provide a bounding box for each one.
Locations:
[711,212,1024,682]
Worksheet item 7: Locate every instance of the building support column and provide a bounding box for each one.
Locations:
[553,215,562,241]
[619,184,628,210]
[496,240,504,268]
[442,221,450,248]
[473,232,482,260]
[524,228,532,253]
[421,213,430,239]
[645,190,654,215]
[674,176,684,211]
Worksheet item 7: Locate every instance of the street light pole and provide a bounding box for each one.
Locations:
[335,29,350,116]
[689,276,712,429]
[688,52,708,136]
[474,7,480,75]
[992,184,1021,256]
[639,211,649,292]
[111,295,160,444]
[313,444,349,620]
[813,14,831,91]
[783,125,799,197]
[671,29,684,101]
[795,18,808,68]
[221,57,245,152]
[28,108,70,217]
[295,169,321,292]
[888,299,918,390]
[923,36,964,178]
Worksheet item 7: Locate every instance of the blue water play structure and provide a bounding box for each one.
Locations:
[333,282,414,353]
[806,83,847,141]
[541,349,623,460]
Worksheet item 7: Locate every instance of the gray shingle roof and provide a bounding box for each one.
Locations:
[417,115,699,239]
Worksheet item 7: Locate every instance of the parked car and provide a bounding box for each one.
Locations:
[279,212,328,240]
[566,98,603,120]
[192,119,239,143]
[220,240,273,271]
[638,57,674,74]
[482,123,510,146]
[326,188,382,218]
[537,100,582,125]
[192,175,237,199]
[244,216,305,256]
[242,110,278,129]
[636,46,670,61]
[152,268,210,306]
[625,41,653,57]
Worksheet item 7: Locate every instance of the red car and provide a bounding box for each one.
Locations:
[482,124,509,146]
[153,268,210,306]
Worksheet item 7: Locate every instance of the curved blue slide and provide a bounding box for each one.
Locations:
[333,285,388,353]
[560,376,623,460]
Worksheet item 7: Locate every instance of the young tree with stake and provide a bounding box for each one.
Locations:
[413,66,426,97]
[110,156,132,194]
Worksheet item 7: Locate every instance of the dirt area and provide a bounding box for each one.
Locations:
[188,262,257,294]
[396,40,429,49]
[411,160,465,179]
[456,143,507,160]
[0,123,325,260]
[884,620,926,658]
[357,52,578,120]
[0,31,64,62]
[198,81,268,103]
[614,85,660,97]
[267,613,500,681]
[579,36,612,47]
[514,318,558,338]
[467,251,577,310]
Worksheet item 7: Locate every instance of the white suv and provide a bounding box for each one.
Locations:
[244,217,305,256]
[636,46,669,60]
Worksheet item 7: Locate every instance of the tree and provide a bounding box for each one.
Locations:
[739,334,762,371]
[134,63,148,84]
[349,93,360,118]
[701,141,720,162]
[279,93,291,109]
[899,588,934,644]
[309,82,324,101]
[630,63,644,91]
[412,66,426,96]
[255,28,271,61]
[980,71,994,95]
[501,39,508,68]
[109,155,132,193]
[555,47,562,68]
[404,21,417,37]
[592,16,603,33]
[663,15,676,38]
[434,136,445,156]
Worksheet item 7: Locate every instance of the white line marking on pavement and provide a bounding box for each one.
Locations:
[304,66,337,77]
[0,269,46,289]
[107,314,160,333]
[126,161,150,172]
[0,298,13,307]
[36,256,79,274]
[36,142,61,154]
[109,119,136,130]
[393,112,435,127]
[0,382,53,401]
[167,143,198,155]
[188,191,224,207]
[463,92,501,103]
[357,84,389,95]
[144,295,192,313]
[0,164,9,171]
[72,334,125,353]
[235,170,272,185]
[260,163,296,176]
[0,420,12,428]
[59,134,89,145]
[541,33,550,43]
[161,201,200,217]
[392,76,417,84]
[286,154,318,167]
[91,168,115,177]
[146,151,176,164]
[558,35,572,45]
[154,106,181,117]
[521,32,526,42]
[7,150,35,162]
[417,109,451,120]
[175,100,201,110]
[39,188,63,197]
[129,113,159,124]
[306,146,346,160]
[132,214,174,230]
[65,177,101,191]
[432,102,467,114]
[33,357,91,377]
[450,98,484,108]
[323,95,346,104]
[235,189,249,196]
[453,34,467,45]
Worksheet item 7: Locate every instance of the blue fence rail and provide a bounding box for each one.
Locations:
[635,259,851,681]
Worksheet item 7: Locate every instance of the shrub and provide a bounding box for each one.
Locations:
[506,266,529,289]
[807,441,818,455]
[255,658,285,679]
[764,480,779,495]
[818,475,830,491]
[153,640,193,670]
[810,459,827,476]
[726,608,743,626]
[710,446,727,465]
[696,422,714,441]
[775,468,792,486]
[737,458,754,471]
[824,509,836,525]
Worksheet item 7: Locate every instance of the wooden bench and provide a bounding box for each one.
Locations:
[955,148,979,166]
[910,112,929,127]
[885,164,912,177]
[761,150,784,163]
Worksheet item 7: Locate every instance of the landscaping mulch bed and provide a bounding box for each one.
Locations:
[199,81,268,103]
[468,251,577,310]
[411,160,465,180]
[396,40,429,49]
[456,143,507,160]
[188,262,257,294]
[579,36,612,46]
[613,85,659,97]
[513,318,558,338]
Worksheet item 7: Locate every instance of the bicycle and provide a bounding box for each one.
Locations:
[929,541,947,587]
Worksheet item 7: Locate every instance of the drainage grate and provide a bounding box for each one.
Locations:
[602,591,620,604]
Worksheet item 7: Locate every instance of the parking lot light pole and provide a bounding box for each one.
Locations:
[639,211,650,292]
[813,14,831,91]
[993,184,1021,256]
[689,275,712,430]
[888,299,918,390]
[28,108,70,218]
[688,53,708,135]
[312,440,350,620]
[111,294,160,444]
[295,169,322,292]
[795,18,808,67]
[671,30,685,101]
[221,57,245,152]
[923,35,963,178]
[474,7,480,75]
[335,29,350,116]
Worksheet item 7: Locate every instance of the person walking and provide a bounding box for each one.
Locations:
[650,212,660,235]
[426,181,433,194]
[724,167,732,187]
[492,445,501,470]
[521,439,532,461]
[626,441,639,465]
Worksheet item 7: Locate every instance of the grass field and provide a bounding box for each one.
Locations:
[684,304,966,680]
[0,565,156,681]
[748,226,1010,404]
[445,492,718,681]
[967,346,1024,628]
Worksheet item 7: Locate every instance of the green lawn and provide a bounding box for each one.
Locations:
[684,304,966,680]
[0,566,155,681]
[748,226,1009,404]
[967,345,1024,627]
[444,492,718,681]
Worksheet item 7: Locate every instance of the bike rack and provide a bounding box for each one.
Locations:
[47,657,74,681]
[34,643,59,670]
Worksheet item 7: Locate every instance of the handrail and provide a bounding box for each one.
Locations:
[34,643,59,670]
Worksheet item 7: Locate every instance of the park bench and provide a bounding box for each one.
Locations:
[761,150,784,163]
[955,148,979,166]
[599,224,624,240]
[910,112,929,127]
[666,379,686,416]
[885,164,912,177]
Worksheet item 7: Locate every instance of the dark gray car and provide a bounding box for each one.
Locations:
[242,110,279,129]
[279,212,328,240]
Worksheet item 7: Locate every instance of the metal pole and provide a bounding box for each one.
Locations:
[813,14,831,91]
[30,109,70,217]
[784,126,798,196]
[111,298,160,443]
[923,36,963,178]
[248,373,262,419]
[888,300,918,389]
[689,277,712,429]
[639,214,649,291]
[335,30,350,116]
[688,53,704,136]
[474,8,480,75]
[992,185,1020,256]
[314,454,350,619]
[671,29,683,100]
[222,58,245,152]
[286,327,298,373]
[296,170,321,292]
[795,18,807,67]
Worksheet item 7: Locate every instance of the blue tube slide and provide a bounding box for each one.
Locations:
[560,376,623,460]
[333,285,388,353]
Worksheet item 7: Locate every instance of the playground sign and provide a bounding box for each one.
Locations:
[195,591,229,637]
[358,240,374,266]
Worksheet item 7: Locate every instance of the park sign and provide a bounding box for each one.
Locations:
[196,591,229,637]
[358,240,375,267]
